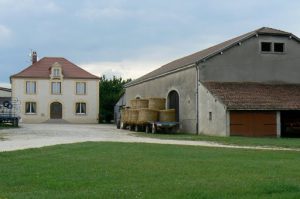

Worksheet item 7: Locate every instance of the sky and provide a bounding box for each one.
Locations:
[1,0,300,88]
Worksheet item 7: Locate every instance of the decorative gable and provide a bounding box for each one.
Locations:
[50,62,64,80]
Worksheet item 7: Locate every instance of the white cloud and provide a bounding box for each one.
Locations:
[79,59,167,80]
[0,25,12,43]
[0,82,11,88]
[79,7,130,20]
[0,0,61,16]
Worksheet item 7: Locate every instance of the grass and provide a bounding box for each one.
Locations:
[0,142,300,199]
[133,132,300,149]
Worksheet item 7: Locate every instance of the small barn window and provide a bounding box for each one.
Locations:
[261,42,272,52]
[209,112,212,121]
[274,43,284,52]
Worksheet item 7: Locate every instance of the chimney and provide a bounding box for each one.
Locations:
[31,51,37,64]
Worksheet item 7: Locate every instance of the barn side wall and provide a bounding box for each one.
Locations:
[198,83,228,136]
[125,67,197,133]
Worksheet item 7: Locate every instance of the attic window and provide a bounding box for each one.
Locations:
[261,42,272,52]
[53,68,60,77]
[274,43,284,52]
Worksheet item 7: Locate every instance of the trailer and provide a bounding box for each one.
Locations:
[145,121,179,134]
[0,98,21,127]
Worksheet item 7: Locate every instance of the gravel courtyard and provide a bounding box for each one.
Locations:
[0,123,299,152]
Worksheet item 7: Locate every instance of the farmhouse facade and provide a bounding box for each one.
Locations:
[11,52,100,123]
[125,27,300,137]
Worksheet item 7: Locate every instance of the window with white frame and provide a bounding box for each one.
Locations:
[51,82,61,94]
[26,81,36,94]
[76,82,86,95]
[76,102,86,114]
[25,102,36,114]
[53,68,60,77]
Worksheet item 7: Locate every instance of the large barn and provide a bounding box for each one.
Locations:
[124,27,300,137]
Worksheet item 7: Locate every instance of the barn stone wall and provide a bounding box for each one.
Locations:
[125,67,197,133]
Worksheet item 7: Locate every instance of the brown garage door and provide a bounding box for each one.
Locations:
[230,111,276,137]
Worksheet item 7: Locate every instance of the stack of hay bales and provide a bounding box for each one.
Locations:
[121,97,177,127]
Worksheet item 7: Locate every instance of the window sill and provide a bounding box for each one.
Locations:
[25,113,37,115]
[261,51,286,54]
[76,113,87,116]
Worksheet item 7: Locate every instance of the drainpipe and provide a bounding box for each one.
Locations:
[196,63,200,135]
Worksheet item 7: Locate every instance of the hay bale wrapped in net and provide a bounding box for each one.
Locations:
[159,109,176,122]
[148,98,166,110]
[137,108,159,124]
[130,99,149,109]
[128,109,139,124]
[121,108,129,123]
[130,99,138,109]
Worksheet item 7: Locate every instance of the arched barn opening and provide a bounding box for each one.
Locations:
[168,90,179,122]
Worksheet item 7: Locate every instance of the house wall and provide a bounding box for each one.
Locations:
[198,83,228,136]
[199,35,300,83]
[125,67,197,133]
[11,78,99,123]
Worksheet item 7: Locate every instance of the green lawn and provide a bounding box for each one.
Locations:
[0,142,300,199]
[133,132,300,149]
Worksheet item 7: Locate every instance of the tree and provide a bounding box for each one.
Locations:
[99,75,131,123]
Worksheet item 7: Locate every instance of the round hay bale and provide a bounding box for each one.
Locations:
[130,99,138,109]
[137,108,159,124]
[130,99,149,109]
[159,109,176,122]
[148,98,166,110]
[136,99,149,109]
[128,109,139,124]
[121,108,129,123]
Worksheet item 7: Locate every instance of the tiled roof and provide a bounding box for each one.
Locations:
[125,27,298,87]
[11,57,99,80]
[202,82,300,110]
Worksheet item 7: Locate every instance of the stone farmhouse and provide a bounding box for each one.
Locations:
[125,27,300,137]
[11,52,100,123]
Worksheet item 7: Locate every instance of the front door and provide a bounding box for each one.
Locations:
[50,102,62,119]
